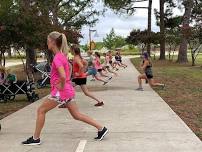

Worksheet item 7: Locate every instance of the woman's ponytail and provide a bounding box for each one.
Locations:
[48,31,70,55]
[61,33,69,55]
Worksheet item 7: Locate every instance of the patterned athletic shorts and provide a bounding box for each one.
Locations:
[48,92,73,105]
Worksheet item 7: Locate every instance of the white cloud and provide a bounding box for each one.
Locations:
[80,0,183,44]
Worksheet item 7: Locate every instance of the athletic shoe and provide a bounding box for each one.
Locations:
[103,81,109,85]
[94,127,108,141]
[108,77,112,80]
[94,102,104,107]
[58,103,67,108]
[22,136,41,146]
[136,87,144,91]
[90,78,96,81]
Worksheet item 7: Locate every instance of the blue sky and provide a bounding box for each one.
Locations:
[80,0,183,44]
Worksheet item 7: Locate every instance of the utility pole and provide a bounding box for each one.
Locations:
[147,0,152,56]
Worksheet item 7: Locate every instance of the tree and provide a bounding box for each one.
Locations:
[155,0,179,60]
[103,28,116,49]
[165,29,181,61]
[126,29,157,54]
[114,36,126,48]
[192,0,202,28]
[95,42,104,50]
[188,27,202,66]
[103,28,126,49]
[159,0,166,60]
[177,0,194,63]
[0,0,18,65]
[147,0,152,55]
[104,0,152,54]
[0,0,99,70]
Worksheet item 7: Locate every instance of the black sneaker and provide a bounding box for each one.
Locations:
[22,136,41,145]
[108,76,112,80]
[103,81,108,85]
[94,127,108,141]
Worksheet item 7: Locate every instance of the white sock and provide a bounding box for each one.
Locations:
[98,127,104,132]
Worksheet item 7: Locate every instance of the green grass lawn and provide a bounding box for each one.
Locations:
[131,55,202,140]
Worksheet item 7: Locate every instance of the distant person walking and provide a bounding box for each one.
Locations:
[22,31,108,146]
[136,52,165,91]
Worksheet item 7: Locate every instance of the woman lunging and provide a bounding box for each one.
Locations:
[136,52,165,91]
[103,53,117,76]
[71,47,104,107]
[86,51,109,85]
[94,52,112,80]
[22,32,108,145]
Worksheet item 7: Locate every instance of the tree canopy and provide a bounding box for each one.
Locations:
[103,28,126,49]
[0,0,102,66]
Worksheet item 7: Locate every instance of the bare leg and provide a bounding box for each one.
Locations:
[80,85,102,103]
[138,74,147,88]
[67,102,103,130]
[34,99,58,139]
[99,71,110,78]
[121,63,127,68]
[107,67,117,76]
[94,75,107,83]
[148,79,164,87]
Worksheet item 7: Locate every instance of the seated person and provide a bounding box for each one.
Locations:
[0,66,17,85]
[6,72,17,84]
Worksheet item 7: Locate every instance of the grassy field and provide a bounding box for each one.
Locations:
[131,54,202,140]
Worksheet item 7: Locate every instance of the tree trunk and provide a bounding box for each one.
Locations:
[7,49,11,58]
[177,0,194,63]
[46,50,53,64]
[0,51,6,66]
[0,51,2,66]
[191,52,195,66]
[26,48,36,74]
[159,0,166,60]
[147,0,152,56]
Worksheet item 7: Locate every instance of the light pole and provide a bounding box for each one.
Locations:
[89,29,97,51]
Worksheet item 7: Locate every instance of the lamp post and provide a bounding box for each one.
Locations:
[89,29,98,51]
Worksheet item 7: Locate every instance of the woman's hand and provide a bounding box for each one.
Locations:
[56,81,65,90]
[75,72,80,77]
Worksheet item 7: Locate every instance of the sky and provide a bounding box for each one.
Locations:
[80,0,183,45]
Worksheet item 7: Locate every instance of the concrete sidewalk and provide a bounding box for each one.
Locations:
[0,58,202,152]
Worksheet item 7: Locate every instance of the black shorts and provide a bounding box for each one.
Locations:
[116,60,122,63]
[109,61,113,64]
[146,74,153,79]
[72,78,87,85]
[98,69,102,72]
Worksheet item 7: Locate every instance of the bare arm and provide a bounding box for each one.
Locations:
[141,60,149,70]
[75,56,86,75]
[57,66,66,90]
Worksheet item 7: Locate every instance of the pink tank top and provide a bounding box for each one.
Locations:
[94,57,102,70]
